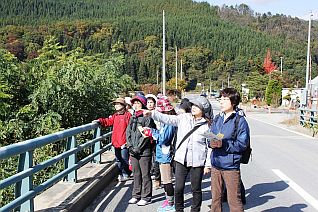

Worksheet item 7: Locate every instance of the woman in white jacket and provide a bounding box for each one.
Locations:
[144,96,213,212]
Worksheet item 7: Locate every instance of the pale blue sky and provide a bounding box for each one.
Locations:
[196,0,318,20]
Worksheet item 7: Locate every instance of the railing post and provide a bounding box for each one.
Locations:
[92,127,101,163]
[64,136,77,182]
[15,151,34,212]
[310,111,315,127]
[300,109,304,125]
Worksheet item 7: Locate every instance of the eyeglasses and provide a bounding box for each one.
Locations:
[220,97,230,101]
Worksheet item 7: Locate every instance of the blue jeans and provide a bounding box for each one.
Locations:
[114,147,131,177]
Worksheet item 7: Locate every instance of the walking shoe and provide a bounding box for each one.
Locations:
[157,204,175,212]
[128,198,139,204]
[118,175,129,182]
[163,205,176,211]
[158,199,169,209]
[137,199,152,206]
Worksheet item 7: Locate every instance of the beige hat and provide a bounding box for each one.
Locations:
[112,97,127,106]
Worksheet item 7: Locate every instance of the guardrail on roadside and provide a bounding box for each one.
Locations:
[0,123,112,212]
[299,108,318,128]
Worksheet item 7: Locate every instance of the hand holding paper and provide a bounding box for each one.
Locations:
[200,132,224,149]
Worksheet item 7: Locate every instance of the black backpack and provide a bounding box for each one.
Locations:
[232,115,252,164]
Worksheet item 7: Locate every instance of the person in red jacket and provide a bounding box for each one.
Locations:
[95,97,132,181]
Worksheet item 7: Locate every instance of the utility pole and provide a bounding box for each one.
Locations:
[180,59,183,80]
[227,74,230,88]
[175,46,178,90]
[162,10,166,96]
[280,57,283,75]
[305,11,313,107]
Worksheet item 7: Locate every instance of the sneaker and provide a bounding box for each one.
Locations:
[119,175,129,182]
[163,205,176,211]
[157,200,169,211]
[157,204,175,212]
[128,198,139,204]
[137,199,152,206]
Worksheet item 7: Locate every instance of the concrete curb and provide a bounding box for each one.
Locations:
[66,163,119,212]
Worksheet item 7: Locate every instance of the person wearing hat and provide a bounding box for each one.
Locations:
[126,94,157,206]
[142,98,177,211]
[144,95,214,212]
[177,98,192,114]
[93,97,132,182]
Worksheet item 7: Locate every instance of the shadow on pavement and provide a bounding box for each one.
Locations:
[262,203,307,212]
[245,180,289,210]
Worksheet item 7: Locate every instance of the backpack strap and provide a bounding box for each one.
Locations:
[232,115,251,147]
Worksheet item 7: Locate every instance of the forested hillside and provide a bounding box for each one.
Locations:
[1,0,317,88]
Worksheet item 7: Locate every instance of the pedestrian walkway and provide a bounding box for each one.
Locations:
[34,152,116,211]
[84,174,215,212]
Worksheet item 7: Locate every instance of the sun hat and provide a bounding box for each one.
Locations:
[145,94,158,102]
[156,98,174,112]
[131,94,147,109]
[112,97,127,106]
[190,96,214,119]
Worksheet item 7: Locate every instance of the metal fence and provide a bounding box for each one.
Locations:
[0,123,112,212]
[299,108,318,127]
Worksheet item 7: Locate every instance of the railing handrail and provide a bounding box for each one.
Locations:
[0,122,98,160]
[0,122,113,212]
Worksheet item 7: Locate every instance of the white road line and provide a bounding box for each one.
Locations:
[272,169,318,210]
[248,116,314,139]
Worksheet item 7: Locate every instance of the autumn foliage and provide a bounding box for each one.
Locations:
[263,49,277,74]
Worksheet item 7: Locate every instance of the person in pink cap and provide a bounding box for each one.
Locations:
[93,98,132,182]
[126,94,156,206]
[145,98,177,211]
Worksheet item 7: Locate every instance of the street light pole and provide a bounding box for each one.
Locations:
[175,46,178,90]
[280,57,283,75]
[162,10,166,96]
[305,12,313,107]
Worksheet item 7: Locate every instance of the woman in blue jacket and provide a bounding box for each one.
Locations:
[209,88,250,212]
[147,98,177,212]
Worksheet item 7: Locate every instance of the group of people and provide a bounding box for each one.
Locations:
[94,88,250,212]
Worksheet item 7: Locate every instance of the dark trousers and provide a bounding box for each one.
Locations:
[174,162,204,212]
[211,167,243,212]
[131,155,152,201]
[151,149,161,180]
[114,147,131,177]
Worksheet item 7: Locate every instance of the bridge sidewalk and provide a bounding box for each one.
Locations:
[34,151,118,212]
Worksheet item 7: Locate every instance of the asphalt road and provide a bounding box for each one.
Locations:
[85,98,318,212]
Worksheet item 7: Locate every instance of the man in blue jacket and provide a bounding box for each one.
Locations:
[209,88,250,212]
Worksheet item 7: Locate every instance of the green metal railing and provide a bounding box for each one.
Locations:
[0,123,112,212]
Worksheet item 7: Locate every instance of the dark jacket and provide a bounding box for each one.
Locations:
[210,111,250,170]
[98,111,131,148]
[126,110,156,157]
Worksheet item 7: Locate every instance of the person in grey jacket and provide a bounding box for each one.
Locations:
[144,96,213,212]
